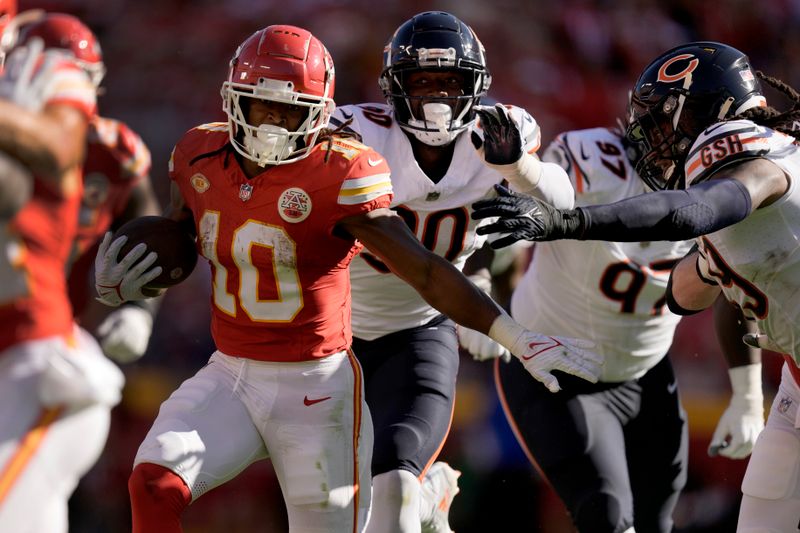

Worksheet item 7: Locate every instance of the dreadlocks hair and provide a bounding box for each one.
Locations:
[316,117,364,163]
[735,71,800,141]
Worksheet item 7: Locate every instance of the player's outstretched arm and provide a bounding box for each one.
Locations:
[339,208,603,391]
[473,158,789,249]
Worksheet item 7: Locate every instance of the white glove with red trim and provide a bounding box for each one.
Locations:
[489,314,602,392]
[95,232,162,307]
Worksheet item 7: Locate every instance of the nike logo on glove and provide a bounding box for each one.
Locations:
[521,338,563,360]
[303,395,332,406]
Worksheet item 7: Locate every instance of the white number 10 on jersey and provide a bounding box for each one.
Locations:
[199,211,303,322]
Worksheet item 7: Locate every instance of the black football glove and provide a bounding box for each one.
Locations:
[472,185,585,248]
[471,104,523,165]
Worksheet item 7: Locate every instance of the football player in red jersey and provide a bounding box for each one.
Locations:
[19,13,161,363]
[94,25,603,533]
[0,14,124,532]
[0,0,15,64]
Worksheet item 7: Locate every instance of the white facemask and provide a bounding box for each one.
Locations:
[243,124,297,167]
[405,102,463,146]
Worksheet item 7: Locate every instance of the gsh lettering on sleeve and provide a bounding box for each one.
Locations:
[700,135,744,168]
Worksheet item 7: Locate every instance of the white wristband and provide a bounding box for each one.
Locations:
[484,152,542,194]
[729,363,763,400]
[488,313,526,355]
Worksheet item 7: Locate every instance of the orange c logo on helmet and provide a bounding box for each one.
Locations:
[657,54,699,83]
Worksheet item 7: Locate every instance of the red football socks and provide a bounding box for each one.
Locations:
[129,462,192,533]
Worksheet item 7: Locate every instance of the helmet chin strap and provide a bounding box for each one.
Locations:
[244,124,297,166]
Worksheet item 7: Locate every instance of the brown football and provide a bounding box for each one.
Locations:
[113,216,198,289]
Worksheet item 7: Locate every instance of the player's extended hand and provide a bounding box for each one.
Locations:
[458,325,511,362]
[708,398,764,459]
[0,38,67,112]
[471,104,522,166]
[511,333,602,393]
[708,363,764,459]
[95,232,162,307]
[96,305,153,363]
[38,332,125,408]
[472,184,584,249]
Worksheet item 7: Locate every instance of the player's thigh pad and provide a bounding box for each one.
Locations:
[261,351,372,527]
[133,353,268,500]
[741,426,800,501]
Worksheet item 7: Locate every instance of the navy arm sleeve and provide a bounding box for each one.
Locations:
[578,179,752,242]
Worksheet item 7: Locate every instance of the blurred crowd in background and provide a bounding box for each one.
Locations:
[28,0,800,531]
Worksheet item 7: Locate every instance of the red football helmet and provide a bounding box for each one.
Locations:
[18,13,105,87]
[221,25,335,166]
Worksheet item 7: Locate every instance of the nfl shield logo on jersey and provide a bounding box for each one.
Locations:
[778,395,793,414]
[239,183,253,202]
[278,187,312,223]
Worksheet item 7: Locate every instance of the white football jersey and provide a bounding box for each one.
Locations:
[690,120,800,362]
[333,103,541,340]
[512,128,693,381]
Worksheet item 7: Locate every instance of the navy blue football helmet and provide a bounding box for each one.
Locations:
[625,41,764,190]
[379,11,492,146]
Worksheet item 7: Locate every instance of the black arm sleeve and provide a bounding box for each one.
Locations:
[578,179,752,242]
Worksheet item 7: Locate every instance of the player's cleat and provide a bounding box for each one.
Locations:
[421,462,461,533]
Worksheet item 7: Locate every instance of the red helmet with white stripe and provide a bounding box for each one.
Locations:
[221,25,335,166]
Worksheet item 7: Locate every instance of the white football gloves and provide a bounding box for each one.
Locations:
[38,329,125,408]
[457,275,511,362]
[0,37,68,112]
[708,363,764,459]
[95,232,162,307]
[96,305,154,363]
[489,314,602,393]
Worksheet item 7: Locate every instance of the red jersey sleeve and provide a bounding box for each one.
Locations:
[331,139,393,221]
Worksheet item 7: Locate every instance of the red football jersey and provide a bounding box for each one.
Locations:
[170,123,393,361]
[0,58,96,352]
[68,116,152,314]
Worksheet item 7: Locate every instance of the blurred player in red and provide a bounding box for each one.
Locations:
[0,0,15,66]
[0,12,123,532]
[19,13,162,363]
[94,25,603,533]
